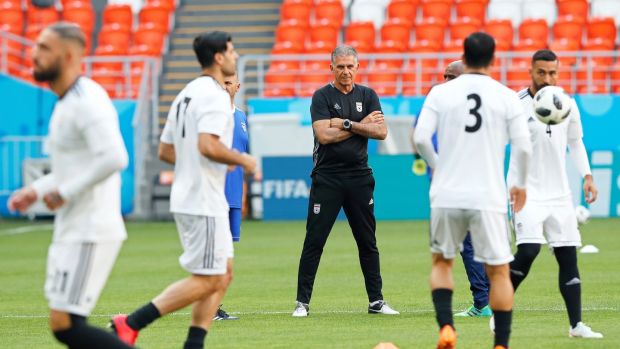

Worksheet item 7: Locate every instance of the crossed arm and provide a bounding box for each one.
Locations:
[313,111,388,145]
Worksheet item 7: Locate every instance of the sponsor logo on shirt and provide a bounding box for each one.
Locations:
[356,102,362,112]
[241,121,247,133]
[334,103,341,110]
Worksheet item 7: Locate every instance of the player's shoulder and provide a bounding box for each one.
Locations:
[184,76,227,98]
[73,76,111,102]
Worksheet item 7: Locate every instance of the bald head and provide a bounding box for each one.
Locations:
[444,60,464,81]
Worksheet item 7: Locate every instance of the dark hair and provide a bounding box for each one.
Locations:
[193,31,232,68]
[463,32,495,68]
[47,22,86,48]
[532,49,557,64]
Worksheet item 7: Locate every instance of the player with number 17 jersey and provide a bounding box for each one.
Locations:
[161,76,234,218]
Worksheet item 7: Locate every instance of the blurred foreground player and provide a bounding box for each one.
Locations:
[8,22,132,349]
[415,32,532,349]
[111,32,256,348]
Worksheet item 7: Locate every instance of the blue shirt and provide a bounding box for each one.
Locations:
[225,107,249,208]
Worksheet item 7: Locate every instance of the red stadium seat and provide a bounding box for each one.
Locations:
[367,63,398,96]
[581,38,615,66]
[553,15,584,43]
[449,17,482,41]
[271,41,303,70]
[610,62,620,92]
[420,0,452,21]
[345,39,374,69]
[374,40,405,68]
[133,28,165,54]
[264,66,297,97]
[98,26,131,50]
[387,0,417,22]
[102,4,133,28]
[576,63,609,92]
[549,38,580,66]
[314,0,344,29]
[511,39,546,66]
[345,21,375,49]
[484,19,514,48]
[381,18,412,47]
[519,19,548,46]
[557,0,588,20]
[298,63,331,96]
[309,19,339,47]
[455,0,487,21]
[414,17,447,43]
[506,62,530,91]
[139,4,170,31]
[276,19,307,44]
[403,71,436,95]
[63,1,95,35]
[408,39,441,69]
[0,2,24,33]
[586,17,617,43]
[27,6,59,27]
[92,46,126,73]
[280,0,311,23]
[304,40,332,68]
[91,68,122,98]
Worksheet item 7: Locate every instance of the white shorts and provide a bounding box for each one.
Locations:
[430,208,514,265]
[513,200,581,247]
[45,240,122,316]
[174,213,234,275]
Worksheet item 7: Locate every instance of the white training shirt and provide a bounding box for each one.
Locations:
[507,88,584,204]
[160,76,234,217]
[31,77,128,243]
[416,74,531,212]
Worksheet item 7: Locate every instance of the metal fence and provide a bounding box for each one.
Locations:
[0,136,46,196]
[236,50,620,107]
[0,30,162,217]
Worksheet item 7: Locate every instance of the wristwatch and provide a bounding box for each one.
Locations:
[343,119,352,131]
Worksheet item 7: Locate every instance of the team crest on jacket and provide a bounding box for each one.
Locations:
[313,203,321,214]
[241,121,247,133]
[356,102,362,112]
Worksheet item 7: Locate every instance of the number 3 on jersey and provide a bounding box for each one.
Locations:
[175,96,192,137]
[466,93,482,133]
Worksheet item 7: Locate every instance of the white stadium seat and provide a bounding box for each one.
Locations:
[592,0,620,28]
[488,0,523,28]
[351,2,386,29]
[522,0,557,26]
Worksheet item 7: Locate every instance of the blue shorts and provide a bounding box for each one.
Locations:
[229,208,241,242]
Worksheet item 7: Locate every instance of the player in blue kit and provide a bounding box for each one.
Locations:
[412,60,491,318]
[213,72,249,320]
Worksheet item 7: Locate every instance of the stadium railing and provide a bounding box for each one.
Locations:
[1,29,162,217]
[236,50,620,107]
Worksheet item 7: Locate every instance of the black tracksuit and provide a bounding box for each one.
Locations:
[296,83,384,304]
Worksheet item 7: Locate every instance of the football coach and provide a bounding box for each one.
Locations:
[292,45,399,317]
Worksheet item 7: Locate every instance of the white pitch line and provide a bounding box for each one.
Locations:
[1,307,616,319]
[0,224,53,236]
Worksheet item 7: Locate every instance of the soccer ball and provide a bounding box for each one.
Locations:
[575,205,591,224]
[533,86,572,125]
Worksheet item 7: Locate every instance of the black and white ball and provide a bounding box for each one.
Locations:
[533,86,572,125]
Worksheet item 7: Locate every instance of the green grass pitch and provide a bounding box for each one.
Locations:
[0,218,618,348]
